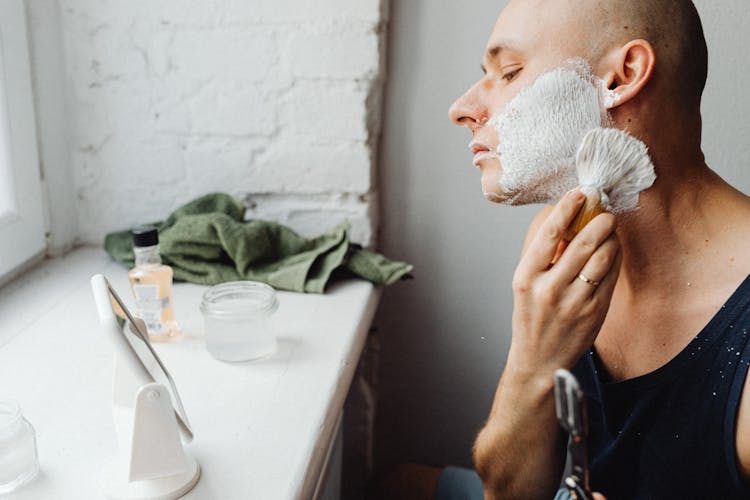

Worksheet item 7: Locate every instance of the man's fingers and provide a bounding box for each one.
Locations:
[551,240,569,266]
[554,213,618,283]
[568,233,620,296]
[591,243,622,299]
[593,493,608,500]
[523,190,586,273]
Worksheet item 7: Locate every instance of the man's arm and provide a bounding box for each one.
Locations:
[474,191,621,500]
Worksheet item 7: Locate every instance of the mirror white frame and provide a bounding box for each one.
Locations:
[90,274,200,500]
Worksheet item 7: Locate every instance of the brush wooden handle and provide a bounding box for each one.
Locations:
[563,190,604,241]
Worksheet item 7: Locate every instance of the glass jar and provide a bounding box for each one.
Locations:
[0,401,39,494]
[200,281,279,362]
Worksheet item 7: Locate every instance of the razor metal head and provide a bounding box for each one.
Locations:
[555,369,592,498]
[555,368,584,437]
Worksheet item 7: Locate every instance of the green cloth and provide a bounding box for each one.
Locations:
[104,193,413,293]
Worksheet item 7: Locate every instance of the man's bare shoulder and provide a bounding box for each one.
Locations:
[723,187,750,483]
[710,186,750,280]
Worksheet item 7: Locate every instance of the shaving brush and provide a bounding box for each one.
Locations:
[563,127,656,241]
[564,189,604,241]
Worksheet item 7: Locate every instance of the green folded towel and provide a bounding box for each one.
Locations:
[104,193,413,293]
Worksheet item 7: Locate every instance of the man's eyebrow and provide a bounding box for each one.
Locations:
[481,46,502,75]
[487,44,506,58]
[481,42,521,73]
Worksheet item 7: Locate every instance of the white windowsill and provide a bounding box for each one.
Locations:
[0,247,380,499]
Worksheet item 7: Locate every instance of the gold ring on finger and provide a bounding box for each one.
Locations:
[577,273,600,287]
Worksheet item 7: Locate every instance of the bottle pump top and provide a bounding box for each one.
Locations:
[131,226,159,248]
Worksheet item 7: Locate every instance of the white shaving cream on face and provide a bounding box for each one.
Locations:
[487,60,610,205]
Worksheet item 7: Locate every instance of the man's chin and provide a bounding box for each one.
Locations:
[482,190,511,204]
[479,166,510,204]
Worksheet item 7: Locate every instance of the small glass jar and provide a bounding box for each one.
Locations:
[0,401,39,494]
[200,281,279,362]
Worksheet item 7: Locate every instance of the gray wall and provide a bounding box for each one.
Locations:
[374,0,750,469]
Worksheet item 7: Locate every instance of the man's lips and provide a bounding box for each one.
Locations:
[469,141,497,167]
[470,141,490,155]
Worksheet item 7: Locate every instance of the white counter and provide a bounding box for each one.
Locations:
[0,248,380,499]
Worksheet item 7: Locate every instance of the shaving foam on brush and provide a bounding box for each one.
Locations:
[564,128,657,241]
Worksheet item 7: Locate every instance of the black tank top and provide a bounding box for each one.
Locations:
[573,276,750,500]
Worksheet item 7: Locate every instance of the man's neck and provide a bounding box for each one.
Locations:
[594,159,750,380]
[615,162,748,297]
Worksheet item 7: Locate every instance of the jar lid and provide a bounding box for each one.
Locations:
[200,281,279,318]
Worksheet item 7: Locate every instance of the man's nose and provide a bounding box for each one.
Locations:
[449,83,487,129]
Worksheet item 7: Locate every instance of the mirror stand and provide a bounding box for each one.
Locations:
[101,358,200,500]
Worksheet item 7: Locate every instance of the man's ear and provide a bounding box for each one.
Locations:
[599,39,656,109]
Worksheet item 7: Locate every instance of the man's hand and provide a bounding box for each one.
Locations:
[475,190,621,500]
[508,190,621,379]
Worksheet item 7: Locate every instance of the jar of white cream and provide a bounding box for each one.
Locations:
[200,281,279,362]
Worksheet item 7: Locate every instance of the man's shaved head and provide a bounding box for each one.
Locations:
[491,0,708,110]
[451,0,712,204]
[582,0,708,108]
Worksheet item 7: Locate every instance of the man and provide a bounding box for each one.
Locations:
[446,0,750,499]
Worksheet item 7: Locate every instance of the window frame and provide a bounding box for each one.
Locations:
[0,0,46,281]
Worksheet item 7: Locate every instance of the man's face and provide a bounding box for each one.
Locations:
[449,0,597,202]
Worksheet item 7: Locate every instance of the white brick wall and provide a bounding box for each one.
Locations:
[55,0,386,246]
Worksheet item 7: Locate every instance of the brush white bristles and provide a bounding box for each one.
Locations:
[564,127,656,240]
